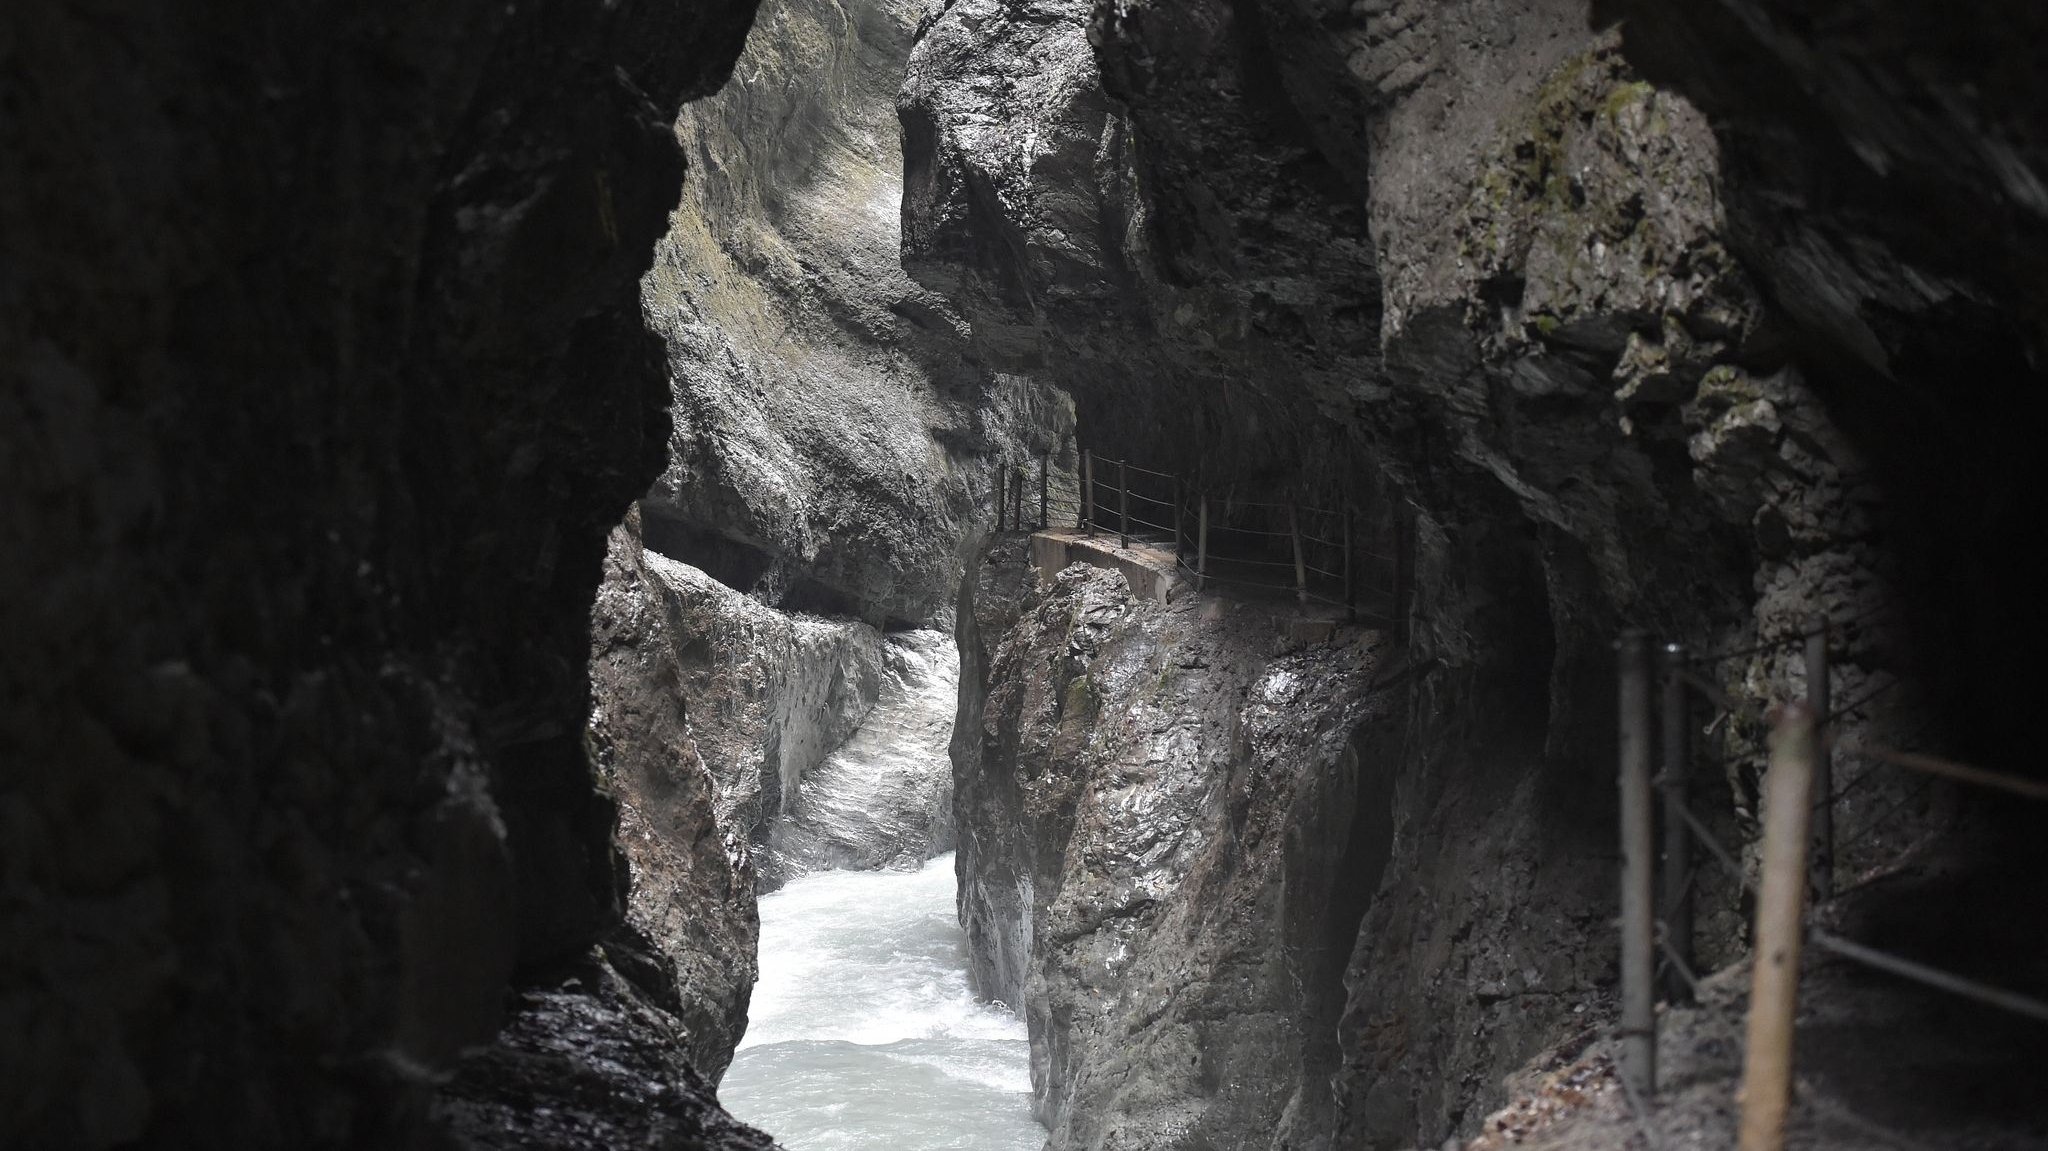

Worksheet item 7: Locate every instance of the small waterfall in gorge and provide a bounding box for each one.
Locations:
[721,631,1044,1150]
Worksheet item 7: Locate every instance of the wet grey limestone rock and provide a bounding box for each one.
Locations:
[1596,0,2048,787]
[588,514,761,1078]
[640,0,1073,630]
[765,627,963,876]
[1,0,772,1145]
[435,946,782,1151]
[613,533,890,891]
[959,562,1397,1149]
[906,2,1967,1148]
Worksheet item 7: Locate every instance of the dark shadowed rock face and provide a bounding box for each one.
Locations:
[1595,0,2048,781]
[0,0,770,1145]
[906,1,2036,1149]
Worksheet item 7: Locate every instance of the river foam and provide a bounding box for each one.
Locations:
[720,855,1045,1150]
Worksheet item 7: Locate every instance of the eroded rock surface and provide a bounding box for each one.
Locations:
[589,516,762,1078]
[1,0,773,1145]
[961,561,1398,1148]
[436,948,781,1151]
[641,0,1072,630]
[766,627,962,876]
[905,2,1985,1149]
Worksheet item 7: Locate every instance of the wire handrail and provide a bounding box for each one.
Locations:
[994,447,1417,633]
[1615,628,2048,1149]
[1114,460,1177,480]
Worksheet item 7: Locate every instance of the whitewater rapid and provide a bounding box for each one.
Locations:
[719,856,1045,1149]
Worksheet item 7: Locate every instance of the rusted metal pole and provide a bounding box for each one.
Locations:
[1118,458,1129,549]
[1806,616,1833,901]
[1660,642,1694,1004]
[1039,452,1049,531]
[1289,504,1307,607]
[1617,629,1657,1099]
[1196,493,1208,593]
[1739,702,1817,1151]
[1082,449,1095,534]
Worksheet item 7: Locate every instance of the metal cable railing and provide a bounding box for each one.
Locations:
[1611,627,2048,1151]
[986,447,1417,637]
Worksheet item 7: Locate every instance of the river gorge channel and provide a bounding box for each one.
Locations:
[12,0,2048,1149]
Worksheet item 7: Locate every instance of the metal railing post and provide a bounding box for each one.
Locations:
[1118,458,1129,549]
[1039,452,1049,531]
[1196,493,1208,593]
[1342,504,1355,622]
[1391,504,1413,645]
[1739,703,1818,1151]
[1082,449,1095,534]
[1807,616,1833,901]
[1014,465,1024,532]
[996,467,1006,533]
[1660,643,1694,1003]
[1289,504,1307,607]
[1173,477,1184,562]
[1617,630,1658,1099]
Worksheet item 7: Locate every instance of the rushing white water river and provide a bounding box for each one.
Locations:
[720,856,1045,1149]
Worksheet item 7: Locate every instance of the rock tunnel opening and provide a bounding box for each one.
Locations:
[11,0,2048,1149]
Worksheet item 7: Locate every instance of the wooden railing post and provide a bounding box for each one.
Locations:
[1118,458,1129,549]
[1739,703,1818,1151]
[996,467,1006,533]
[1617,630,1657,1099]
[1039,452,1049,531]
[1289,504,1307,607]
[1082,449,1095,534]
[1661,642,1694,1003]
[1807,617,1833,901]
[1013,465,1024,531]
[1196,493,1208,593]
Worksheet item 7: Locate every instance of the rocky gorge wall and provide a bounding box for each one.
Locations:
[911,1,2041,1149]
[0,0,780,1146]
[579,0,1080,1085]
[958,560,1398,1149]
[638,0,1074,631]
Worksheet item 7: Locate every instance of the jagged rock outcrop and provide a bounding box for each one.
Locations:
[610,528,890,886]
[0,0,773,1145]
[960,561,1397,1148]
[570,0,1069,1072]
[588,515,762,1078]
[905,2,2001,1148]
[435,947,780,1151]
